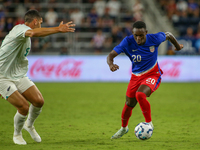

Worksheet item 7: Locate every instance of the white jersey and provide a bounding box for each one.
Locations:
[0,24,31,80]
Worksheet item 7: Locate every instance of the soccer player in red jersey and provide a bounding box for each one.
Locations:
[107,21,184,139]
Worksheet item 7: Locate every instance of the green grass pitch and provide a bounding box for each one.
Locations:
[0,82,200,150]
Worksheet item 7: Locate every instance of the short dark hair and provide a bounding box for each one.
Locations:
[24,9,41,23]
[133,21,146,29]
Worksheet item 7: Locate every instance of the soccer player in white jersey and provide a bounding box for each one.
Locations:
[0,9,75,145]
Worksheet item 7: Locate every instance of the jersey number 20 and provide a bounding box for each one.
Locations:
[146,78,156,85]
[132,55,141,62]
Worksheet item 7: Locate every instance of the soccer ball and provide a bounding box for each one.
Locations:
[134,122,153,140]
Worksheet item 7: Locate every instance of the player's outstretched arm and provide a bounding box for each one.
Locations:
[107,50,119,72]
[165,32,184,51]
[25,21,75,37]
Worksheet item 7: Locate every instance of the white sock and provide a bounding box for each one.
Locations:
[147,121,154,128]
[14,111,27,136]
[121,126,128,130]
[26,104,42,127]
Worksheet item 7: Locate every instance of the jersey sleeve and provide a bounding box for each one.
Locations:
[150,32,166,45]
[15,25,31,40]
[113,37,128,54]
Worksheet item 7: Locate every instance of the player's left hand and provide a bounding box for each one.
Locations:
[58,21,76,33]
[175,44,184,51]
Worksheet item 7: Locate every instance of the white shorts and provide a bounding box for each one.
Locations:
[0,76,35,100]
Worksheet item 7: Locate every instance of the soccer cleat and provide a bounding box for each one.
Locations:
[13,133,27,145]
[111,126,129,139]
[147,121,154,130]
[23,122,41,143]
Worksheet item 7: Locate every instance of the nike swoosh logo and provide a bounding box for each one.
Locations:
[7,86,11,91]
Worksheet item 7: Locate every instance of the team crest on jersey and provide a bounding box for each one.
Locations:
[149,46,155,52]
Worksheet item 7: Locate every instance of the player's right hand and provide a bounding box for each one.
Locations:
[175,44,184,51]
[109,64,119,72]
[58,21,76,33]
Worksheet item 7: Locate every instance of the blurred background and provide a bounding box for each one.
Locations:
[0,0,200,82]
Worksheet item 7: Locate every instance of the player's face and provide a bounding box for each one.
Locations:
[132,28,147,45]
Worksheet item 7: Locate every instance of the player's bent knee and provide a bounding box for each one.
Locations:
[35,98,44,108]
[126,101,137,107]
[126,96,137,107]
[38,98,44,107]
[32,95,44,108]
[18,102,29,115]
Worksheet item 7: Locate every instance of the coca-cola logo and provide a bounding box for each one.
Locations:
[159,60,182,77]
[30,59,83,78]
